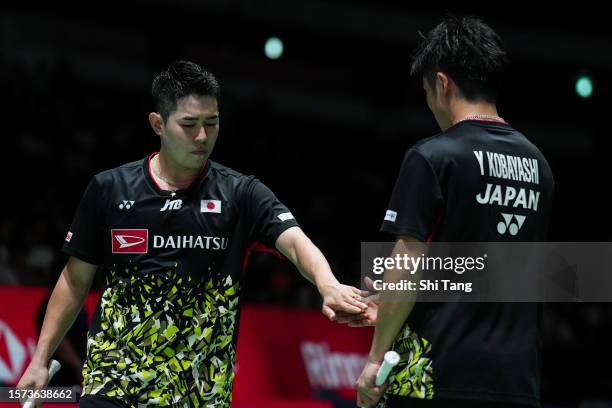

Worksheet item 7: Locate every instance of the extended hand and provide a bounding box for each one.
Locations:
[319,282,368,321]
[335,277,379,327]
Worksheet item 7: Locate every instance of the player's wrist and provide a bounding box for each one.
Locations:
[31,348,52,367]
[314,276,340,292]
[367,352,384,365]
[31,354,47,365]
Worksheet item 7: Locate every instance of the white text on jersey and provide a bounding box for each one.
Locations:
[153,235,228,250]
[474,150,539,184]
[476,184,540,211]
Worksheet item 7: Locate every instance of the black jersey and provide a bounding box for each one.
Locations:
[62,153,299,407]
[379,120,554,406]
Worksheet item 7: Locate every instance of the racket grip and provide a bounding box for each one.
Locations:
[375,351,400,386]
[22,359,61,408]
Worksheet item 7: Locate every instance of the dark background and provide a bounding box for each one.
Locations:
[0,3,610,406]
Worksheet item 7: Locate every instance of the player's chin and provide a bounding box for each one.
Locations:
[187,152,209,166]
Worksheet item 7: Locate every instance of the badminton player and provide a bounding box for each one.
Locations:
[353,16,555,408]
[16,60,368,407]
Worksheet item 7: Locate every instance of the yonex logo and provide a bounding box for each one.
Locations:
[160,199,183,212]
[497,213,526,236]
[111,229,148,254]
[118,200,135,210]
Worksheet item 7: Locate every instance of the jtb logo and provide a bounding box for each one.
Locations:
[160,199,183,212]
[111,229,148,253]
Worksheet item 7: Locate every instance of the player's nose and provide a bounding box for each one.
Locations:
[195,125,208,142]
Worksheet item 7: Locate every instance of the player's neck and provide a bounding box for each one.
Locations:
[153,152,204,191]
[449,101,500,126]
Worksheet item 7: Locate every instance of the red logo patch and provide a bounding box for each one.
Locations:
[111,229,148,254]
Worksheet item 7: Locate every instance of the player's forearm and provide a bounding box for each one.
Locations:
[369,284,415,362]
[276,227,339,287]
[32,266,92,365]
[369,238,423,362]
[292,235,338,288]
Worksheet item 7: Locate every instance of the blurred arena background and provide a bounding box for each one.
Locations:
[0,2,611,407]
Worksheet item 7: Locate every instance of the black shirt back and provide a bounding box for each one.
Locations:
[380,120,554,406]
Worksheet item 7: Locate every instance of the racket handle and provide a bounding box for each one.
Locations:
[375,351,400,386]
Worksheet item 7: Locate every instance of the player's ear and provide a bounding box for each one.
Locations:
[149,112,164,136]
[435,72,450,98]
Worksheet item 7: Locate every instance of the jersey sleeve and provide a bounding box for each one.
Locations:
[245,178,300,247]
[62,176,106,264]
[380,148,444,241]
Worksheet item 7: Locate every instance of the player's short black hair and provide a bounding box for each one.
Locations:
[410,15,509,103]
[152,60,220,121]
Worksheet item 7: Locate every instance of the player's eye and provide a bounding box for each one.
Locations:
[181,123,196,128]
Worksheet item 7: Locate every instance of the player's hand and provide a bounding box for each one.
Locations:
[318,282,368,321]
[16,360,50,407]
[356,358,387,407]
[335,277,379,327]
